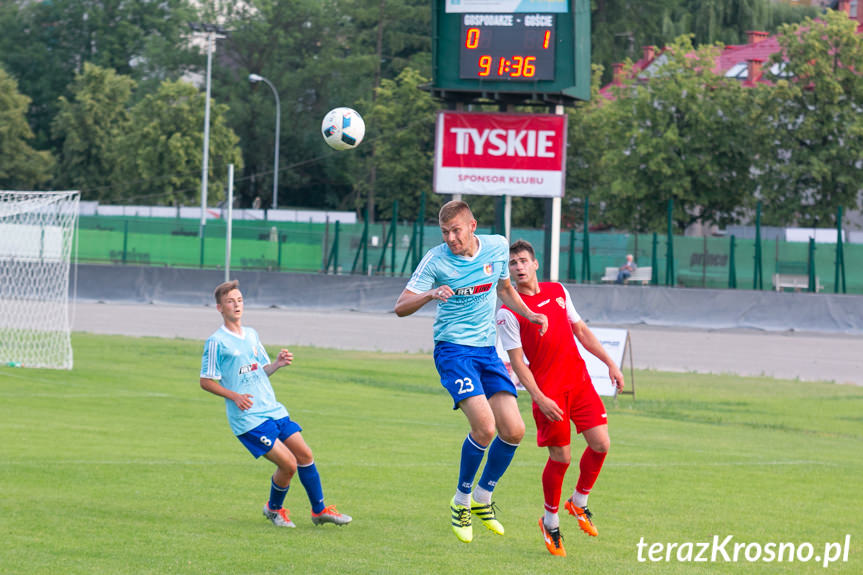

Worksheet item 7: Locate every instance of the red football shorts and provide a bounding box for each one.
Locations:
[533,383,607,447]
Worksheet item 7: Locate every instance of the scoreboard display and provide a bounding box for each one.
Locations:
[459,14,556,81]
[432,0,591,103]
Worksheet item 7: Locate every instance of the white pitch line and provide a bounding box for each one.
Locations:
[604,460,836,467]
[0,458,837,468]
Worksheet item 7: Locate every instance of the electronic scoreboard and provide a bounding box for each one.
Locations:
[431,0,590,103]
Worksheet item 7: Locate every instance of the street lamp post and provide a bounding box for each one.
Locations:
[249,74,281,211]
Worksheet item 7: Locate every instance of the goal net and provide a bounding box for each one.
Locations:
[0,191,80,369]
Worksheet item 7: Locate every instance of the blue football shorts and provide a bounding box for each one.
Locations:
[433,340,517,410]
[237,416,303,458]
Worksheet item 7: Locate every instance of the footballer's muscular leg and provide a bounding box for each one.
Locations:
[474,392,524,501]
[582,424,610,454]
[458,394,497,445]
[544,445,571,527]
[456,392,526,447]
[487,391,525,444]
[282,432,315,466]
[573,424,609,510]
[548,444,572,464]
[264,439,299,488]
[282,432,327,514]
[453,395,496,502]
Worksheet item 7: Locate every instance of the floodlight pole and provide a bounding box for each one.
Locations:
[225,164,234,281]
[546,104,565,281]
[189,22,226,235]
[249,74,281,210]
[201,31,214,231]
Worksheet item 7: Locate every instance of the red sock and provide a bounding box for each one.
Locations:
[575,446,607,496]
[542,458,570,513]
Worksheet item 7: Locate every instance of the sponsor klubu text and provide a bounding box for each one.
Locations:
[457,174,545,184]
[636,535,852,568]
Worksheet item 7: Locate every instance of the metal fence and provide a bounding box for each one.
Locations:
[76,215,860,294]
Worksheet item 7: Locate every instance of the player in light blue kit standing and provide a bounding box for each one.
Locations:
[395,200,548,543]
[200,280,351,529]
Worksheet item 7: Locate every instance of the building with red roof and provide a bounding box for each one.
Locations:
[600,0,862,98]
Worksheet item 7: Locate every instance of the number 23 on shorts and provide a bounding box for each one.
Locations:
[455,377,474,394]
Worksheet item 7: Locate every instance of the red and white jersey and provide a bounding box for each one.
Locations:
[496,282,590,397]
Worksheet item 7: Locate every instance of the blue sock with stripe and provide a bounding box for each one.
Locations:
[268,477,289,511]
[457,434,488,501]
[297,462,326,514]
[477,436,519,494]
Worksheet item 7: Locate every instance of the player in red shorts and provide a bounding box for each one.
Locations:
[496,240,624,557]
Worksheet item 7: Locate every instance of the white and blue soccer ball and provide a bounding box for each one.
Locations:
[321,107,365,151]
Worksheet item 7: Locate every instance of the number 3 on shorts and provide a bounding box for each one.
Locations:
[455,377,474,395]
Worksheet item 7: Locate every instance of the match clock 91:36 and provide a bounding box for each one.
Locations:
[459,13,556,81]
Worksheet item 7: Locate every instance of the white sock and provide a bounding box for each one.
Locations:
[572,490,588,508]
[543,511,560,529]
[472,486,493,505]
[454,490,471,507]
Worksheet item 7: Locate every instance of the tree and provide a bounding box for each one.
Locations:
[683,0,771,45]
[755,10,863,226]
[565,65,614,227]
[214,0,432,212]
[0,67,54,189]
[367,67,439,220]
[596,36,757,232]
[591,0,820,84]
[217,0,363,210]
[51,64,135,201]
[339,0,431,221]
[592,0,685,83]
[113,79,242,206]
[341,0,431,80]
[0,0,194,147]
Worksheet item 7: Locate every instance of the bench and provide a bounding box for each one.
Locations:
[601,266,652,285]
[773,273,822,292]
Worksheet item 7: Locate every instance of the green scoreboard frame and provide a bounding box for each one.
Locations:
[431,0,591,105]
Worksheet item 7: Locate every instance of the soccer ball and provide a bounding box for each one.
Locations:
[321,107,365,150]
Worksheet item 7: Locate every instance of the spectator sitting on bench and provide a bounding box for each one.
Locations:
[616,254,637,284]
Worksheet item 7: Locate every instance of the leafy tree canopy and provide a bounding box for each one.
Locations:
[0,66,54,189]
[755,10,863,226]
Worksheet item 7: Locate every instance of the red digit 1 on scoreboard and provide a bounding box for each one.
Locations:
[543,30,551,49]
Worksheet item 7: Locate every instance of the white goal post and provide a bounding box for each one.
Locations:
[0,191,80,369]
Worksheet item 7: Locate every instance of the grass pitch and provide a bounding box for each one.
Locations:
[1,333,861,574]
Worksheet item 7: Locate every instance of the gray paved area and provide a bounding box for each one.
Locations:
[72,302,862,385]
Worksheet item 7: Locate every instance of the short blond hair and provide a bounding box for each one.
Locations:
[438,200,473,223]
[214,280,240,304]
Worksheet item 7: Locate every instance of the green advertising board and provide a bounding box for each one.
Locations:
[431,0,591,104]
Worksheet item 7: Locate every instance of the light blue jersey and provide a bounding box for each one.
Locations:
[200,326,289,435]
[406,234,510,347]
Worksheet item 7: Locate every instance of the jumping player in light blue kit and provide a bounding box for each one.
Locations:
[395,200,548,543]
[200,280,351,529]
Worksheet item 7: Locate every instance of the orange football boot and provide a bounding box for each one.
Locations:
[565,498,598,536]
[538,518,566,557]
